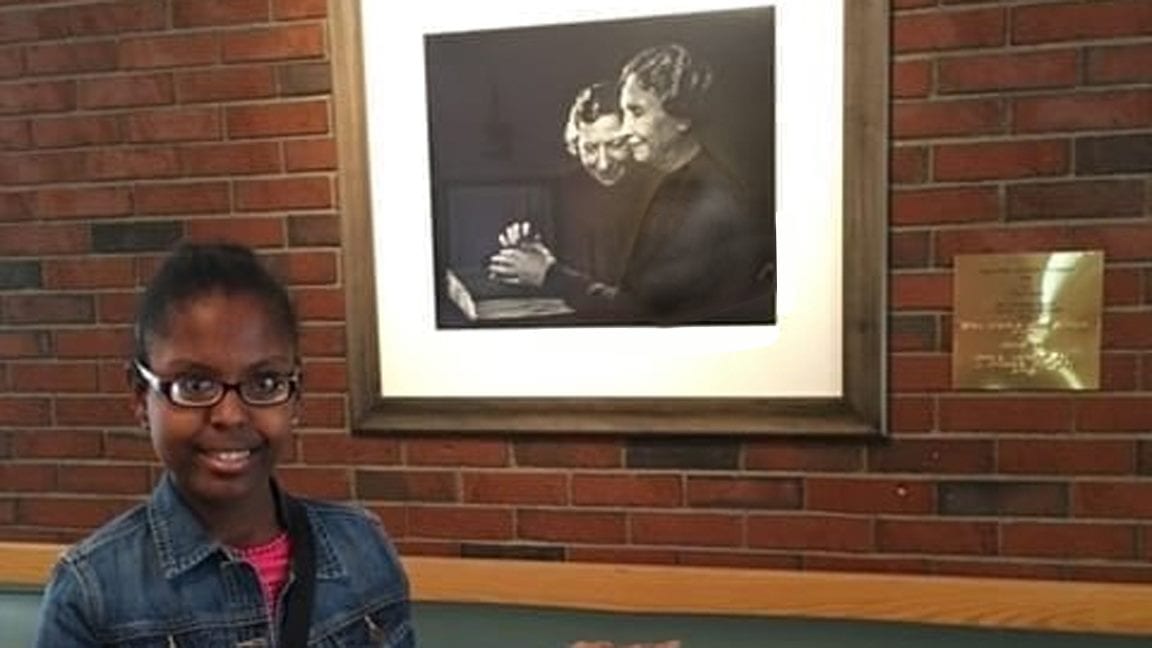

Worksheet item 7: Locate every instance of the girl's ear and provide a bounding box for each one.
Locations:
[126,362,150,433]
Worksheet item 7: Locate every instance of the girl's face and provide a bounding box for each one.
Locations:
[134,291,298,511]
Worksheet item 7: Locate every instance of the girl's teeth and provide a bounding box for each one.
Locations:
[212,450,250,461]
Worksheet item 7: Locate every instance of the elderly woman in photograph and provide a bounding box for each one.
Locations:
[490,43,773,324]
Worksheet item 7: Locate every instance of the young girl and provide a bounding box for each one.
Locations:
[35,243,413,646]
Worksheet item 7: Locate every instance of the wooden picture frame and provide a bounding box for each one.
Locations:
[331,0,888,435]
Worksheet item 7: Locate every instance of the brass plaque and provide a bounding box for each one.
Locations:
[952,251,1103,390]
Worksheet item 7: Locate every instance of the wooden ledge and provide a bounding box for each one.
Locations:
[4,542,1150,636]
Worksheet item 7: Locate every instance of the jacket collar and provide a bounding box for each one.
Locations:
[146,474,345,581]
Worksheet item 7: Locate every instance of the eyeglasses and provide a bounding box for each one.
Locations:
[133,361,300,408]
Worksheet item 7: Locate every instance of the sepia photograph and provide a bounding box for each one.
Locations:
[424,7,776,329]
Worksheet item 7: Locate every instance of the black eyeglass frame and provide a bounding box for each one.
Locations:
[132,361,301,408]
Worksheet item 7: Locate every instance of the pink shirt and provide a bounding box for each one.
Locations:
[235,531,292,618]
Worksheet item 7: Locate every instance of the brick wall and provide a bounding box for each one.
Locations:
[1,0,1150,584]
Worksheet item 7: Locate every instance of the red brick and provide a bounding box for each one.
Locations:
[1014,90,1152,133]
[96,292,138,324]
[78,73,173,109]
[135,181,230,215]
[894,98,1005,139]
[1002,522,1136,560]
[125,107,221,143]
[53,329,133,359]
[889,354,951,392]
[284,137,336,171]
[572,474,681,507]
[998,439,1134,475]
[16,497,135,529]
[277,466,351,499]
[176,66,276,103]
[291,287,344,321]
[513,439,621,468]
[103,432,156,461]
[273,0,327,20]
[0,7,69,44]
[939,50,1079,94]
[227,101,328,138]
[891,230,931,269]
[67,0,166,37]
[1100,352,1139,391]
[1077,397,1152,432]
[936,224,1152,264]
[0,150,86,184]
[235,176,330,211]
[631,512,742,547]
[186,216,285,247]
[1103,312,1152,349]
[0,46,23,79]
[1,294,93,324]
[0,397,50,424]
[934,140,1068,182]
[869,438,993,473]
[173,0,269,27]
[179,141,281,176]
[85,148,179,180]
[35,186,132,220]
[940,397,1075,432]
[298,358,345,390]
[31,114,120,148]
[1012,0,1152,44]
[9,429,101,459]
[0,332,47,358]
[891,273,952,310]
[890,145,927,185]
[298,324,345,357]
[892,59,931,99]
[119,33,218,69]
[0,190,31,220]
[264,251,338,286]
[292,392,340,426]
[517,509,625,544]
[746,513,871,551]
[287,213,340,246]
[894,8,1005,52]
[0,464,55,490]
[891,187,1000,226]
[299,433,399,464]
[57,464,151,495]
[888,396,936,433]
[25,40,117,75]
[43,257,133,290]
[0,223,88,256]
[1104,269,1143,306]
[402,438,508,467]
[1087,44,1152,85]
[356,469,456,502]
[806,478,934,514]
[0,119,30,150]
[1010,176,1146,219]
[877,519,997,555]
[0,80,75,115]
[222,24,325,62]
[462,472,567,505]
[407,506,513,540]
[742,438,857,473]
[55,396,135,426]
[686,476,801,509]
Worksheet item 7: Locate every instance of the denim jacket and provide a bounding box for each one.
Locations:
[34,475,413,647]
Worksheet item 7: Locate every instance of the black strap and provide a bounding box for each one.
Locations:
[280,497,316,648]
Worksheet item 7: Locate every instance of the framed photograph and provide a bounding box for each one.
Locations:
[331,0,888,435]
